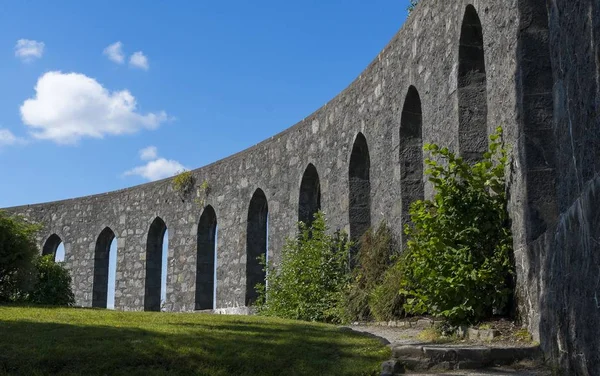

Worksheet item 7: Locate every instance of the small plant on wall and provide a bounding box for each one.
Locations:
[194,180,211,208]
[172,170,196,201]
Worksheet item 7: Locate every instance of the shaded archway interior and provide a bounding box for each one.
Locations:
[298,164,321,227]
[196,206,217,310]
[517,0,557,241]
[348,133,371,243]
[42,234,62,258]
[92,227,115,308]
[400,86,424,242]
[245,189,268,306]
[458,4,489,162]
[145,217,167,312]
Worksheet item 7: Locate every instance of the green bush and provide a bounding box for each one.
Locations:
[342,222,398,322]
[400,127,513,324]
[369,262,406,322]
[28,255,75,306]
[0,211,40,302]
[255,211,351,323]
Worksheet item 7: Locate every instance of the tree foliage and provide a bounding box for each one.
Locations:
[28,255,75,306]
[0,211,40,302]
[400,127,513,324]
[255,211,351,323]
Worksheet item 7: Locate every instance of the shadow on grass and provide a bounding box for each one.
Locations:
[0,318,387,376]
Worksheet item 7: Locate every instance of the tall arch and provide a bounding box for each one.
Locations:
[400,86,424,238]
[348,133,371,242]
[196,206,217,310]
[245,189,268,306]
[42,234,62,258]
[93,227,116,308]
[516,0,557,241]
[298,163,321,227]
[458,4,488,162]
[145,217,167,312]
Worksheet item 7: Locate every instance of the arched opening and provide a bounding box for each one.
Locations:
[516,0,557,241]
[458,4,488,162]
[298,163,321,227]
[196,206,217,310]
[42,234,62,259]
[92,227,116,308]
[400,86,424,239]
[107,237,118,309]
[348,133,371,242]
[145,217,167,312]
[246,189,268,306]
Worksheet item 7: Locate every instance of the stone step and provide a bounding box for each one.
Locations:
[381,343,543,375]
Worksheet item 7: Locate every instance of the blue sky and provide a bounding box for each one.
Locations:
[0,0,411,208]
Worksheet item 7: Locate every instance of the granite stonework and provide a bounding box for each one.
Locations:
[3,1,598,374]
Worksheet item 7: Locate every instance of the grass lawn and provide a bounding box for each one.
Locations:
[0,306,389,376]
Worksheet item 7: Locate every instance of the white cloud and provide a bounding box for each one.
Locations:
[15,39,45,62]
[124,158,186,182]
[0,129,27,147]
[20,71,168,144]
[103,41,125,64]
[129,51,149,70]
[139,146,158,161]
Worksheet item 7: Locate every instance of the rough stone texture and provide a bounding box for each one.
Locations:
[2,1,598,374]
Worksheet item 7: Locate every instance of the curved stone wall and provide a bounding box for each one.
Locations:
[5,1,600,372]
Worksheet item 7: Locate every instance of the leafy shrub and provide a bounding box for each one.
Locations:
[0,211,39,302]
[400,127,513,324]
[342,222,397,321]
[369,262,406,322]
[28,255,75,306]
[255,211,351,323]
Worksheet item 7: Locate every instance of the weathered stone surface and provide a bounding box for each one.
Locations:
[2,1,598,374]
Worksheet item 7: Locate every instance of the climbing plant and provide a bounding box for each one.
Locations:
[399,127,514,324]
[407,0,419,14]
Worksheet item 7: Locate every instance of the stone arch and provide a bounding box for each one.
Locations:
[196,205,217,310]
[92,227,116,308]
[400,86,424,239]
[245,188,268,306]
[298,163,321,227]
[145,217,167,312]
[516,0,557,241]
[348,133,371,242]
[458,4,488,162]
[42,234,63,259]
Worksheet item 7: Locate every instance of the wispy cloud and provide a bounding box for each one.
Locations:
[0,129,27,147]
[15,39,45,62]
[129,51,149,70]
[103,41,125,64]
[124,147,185,181]
[139,146,158,161]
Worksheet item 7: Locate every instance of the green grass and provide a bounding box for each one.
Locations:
[0,306,389,376]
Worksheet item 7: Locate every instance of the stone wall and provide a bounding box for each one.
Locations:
[4,1,599,374]
[513,0,600,374]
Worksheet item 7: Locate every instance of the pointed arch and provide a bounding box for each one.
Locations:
[145,217,167,312]
[196,206,217,310]
[348,133,371,242]
[516,0,557,241]
[42,234,63,259]
[298,163,321,227]
[93,227,116,308]
[400,86,424,239]
[458,4,488,162]
[246,189,268,306]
